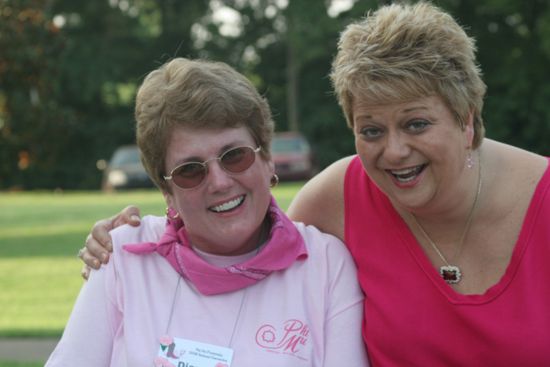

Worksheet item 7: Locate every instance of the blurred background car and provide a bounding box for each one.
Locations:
[271,132,316,181]
[101,145,155,191]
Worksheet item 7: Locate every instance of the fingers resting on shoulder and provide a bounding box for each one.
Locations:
[79,205,142,279]
[111,205,142,229]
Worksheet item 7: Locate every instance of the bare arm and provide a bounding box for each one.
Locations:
[287,156,354,242]
[79,205,141,279]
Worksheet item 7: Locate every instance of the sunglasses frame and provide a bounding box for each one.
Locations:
[163,145,262,190]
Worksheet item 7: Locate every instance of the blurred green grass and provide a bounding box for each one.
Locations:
[0,183,302,338]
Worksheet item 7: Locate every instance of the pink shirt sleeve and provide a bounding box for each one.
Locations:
[321,233,369,366]
[46,217,168,366]
[45,258,122,366]
[294,222,369,366]
[325,302,369,366]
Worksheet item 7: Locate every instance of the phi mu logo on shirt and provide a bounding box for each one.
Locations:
[255,319,310,361]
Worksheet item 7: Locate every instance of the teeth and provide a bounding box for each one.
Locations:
[395,174,416,183]
[390,165,424,182]
[210,196,244,212]
[391,167,418,175]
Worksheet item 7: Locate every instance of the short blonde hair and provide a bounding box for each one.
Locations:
[331,1,486,148]
[135,58,274,193]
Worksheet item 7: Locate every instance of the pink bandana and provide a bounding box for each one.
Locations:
[123,197,307,295]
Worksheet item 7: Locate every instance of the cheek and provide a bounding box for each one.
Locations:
[257,159,275,183]
[354,135,365,155]
[268,161,275,177]
[166,192,198,216]
[257,171,273,191]
[355,139,376,166]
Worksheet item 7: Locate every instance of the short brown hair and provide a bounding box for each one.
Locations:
[331,1,486,148]
[135,58,274,192]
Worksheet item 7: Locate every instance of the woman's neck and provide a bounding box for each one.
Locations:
[189,216,271,257]
[396,148,484,236]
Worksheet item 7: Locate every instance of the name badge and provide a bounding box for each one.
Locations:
[155,335,234,367]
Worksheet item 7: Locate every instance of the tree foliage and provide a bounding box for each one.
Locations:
[439,0,550,155]
[0,0,549,190]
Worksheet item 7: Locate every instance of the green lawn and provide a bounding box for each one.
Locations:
[0,183,302,338]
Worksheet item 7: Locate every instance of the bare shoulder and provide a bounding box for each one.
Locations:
[483,139,548,209]
[287,155,355,241]
[484,139,547,184]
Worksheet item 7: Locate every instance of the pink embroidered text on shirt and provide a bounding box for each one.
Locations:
[255,319,310,361]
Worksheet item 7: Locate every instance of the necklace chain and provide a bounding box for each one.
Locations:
[164,227,267,347]
[410,150,483,284]
[164,273,250,348]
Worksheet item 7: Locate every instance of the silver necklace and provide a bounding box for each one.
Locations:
[163,274,249,349]
[410,152,482,284]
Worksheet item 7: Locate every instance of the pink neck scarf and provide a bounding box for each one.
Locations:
[123,197,307,295]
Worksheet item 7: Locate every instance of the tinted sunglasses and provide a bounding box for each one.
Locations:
[164,146,262,189]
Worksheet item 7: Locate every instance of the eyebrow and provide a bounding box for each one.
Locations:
[402,106,429,113]
[358,105,429,120]
[173,141,248,166]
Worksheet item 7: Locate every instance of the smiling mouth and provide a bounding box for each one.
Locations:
[209,195,245,213]
[387,164,427,183]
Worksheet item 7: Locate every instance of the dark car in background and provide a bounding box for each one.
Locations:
[271,132,316,181]
[102,145,155,191]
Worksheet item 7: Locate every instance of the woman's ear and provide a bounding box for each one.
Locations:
[465,111,475,147]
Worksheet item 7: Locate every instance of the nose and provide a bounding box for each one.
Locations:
[383,131,411,163]
[205,159,233,192]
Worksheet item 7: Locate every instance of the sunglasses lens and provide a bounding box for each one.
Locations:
[221,147,256,173]
[167,146,258,189]
[172,163,206,189]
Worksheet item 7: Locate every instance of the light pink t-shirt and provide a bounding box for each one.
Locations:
[46,216,368,366]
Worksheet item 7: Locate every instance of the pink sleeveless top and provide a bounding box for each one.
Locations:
[344,155,550,367]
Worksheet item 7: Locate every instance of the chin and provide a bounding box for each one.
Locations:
[389,188,432,210]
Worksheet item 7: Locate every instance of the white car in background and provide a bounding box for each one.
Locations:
[101,145,154,191]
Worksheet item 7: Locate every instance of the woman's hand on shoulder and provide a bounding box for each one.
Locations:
[78,205,142,280]
[287,156,354,241]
